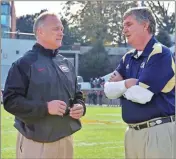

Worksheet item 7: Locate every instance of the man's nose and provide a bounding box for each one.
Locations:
[122,27,126,34]
[123,27,128,36]
[59,32,64,37]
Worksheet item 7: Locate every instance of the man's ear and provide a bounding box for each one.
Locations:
[37,27,44,36]
[143,21,150,31]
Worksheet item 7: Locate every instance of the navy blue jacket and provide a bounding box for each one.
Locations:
[116,36,175,123]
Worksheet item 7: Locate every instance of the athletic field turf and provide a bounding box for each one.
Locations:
[1,105,127,158]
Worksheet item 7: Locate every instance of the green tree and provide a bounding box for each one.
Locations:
[144,1,175,34]
[16,9,47,33]
[79,40,110,81]
[156,29,172,47]
[61,21,86,46]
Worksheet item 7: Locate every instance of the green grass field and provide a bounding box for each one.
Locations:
[1,105,127,159]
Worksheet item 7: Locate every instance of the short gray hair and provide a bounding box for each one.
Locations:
[123,7,156,34]
[33,12,59,36]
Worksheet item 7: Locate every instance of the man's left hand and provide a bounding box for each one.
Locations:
[109,71,123,82]
[125,78,138,88]
[69,104,84,119]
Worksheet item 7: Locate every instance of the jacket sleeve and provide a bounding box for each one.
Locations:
[116,58,126,79]
[3,60,48,124]
[73,78,86,116]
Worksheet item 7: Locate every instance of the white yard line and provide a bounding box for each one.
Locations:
[2,147,15,151]
[75,141,123,147]
[96,114,121,116]
[83,125,127,129]
[82,119,125,125]
[102,145,124,149]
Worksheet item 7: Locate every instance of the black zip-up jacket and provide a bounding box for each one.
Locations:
[3,43,86,142]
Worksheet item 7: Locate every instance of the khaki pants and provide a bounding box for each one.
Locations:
[125,122,175,159]
[16,132,73,159]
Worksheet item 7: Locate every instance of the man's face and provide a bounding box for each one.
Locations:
[123,15,147,47]
[38,15,64,49]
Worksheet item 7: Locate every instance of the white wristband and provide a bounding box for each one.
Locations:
[123,85,154,104]
[104,80,127,99]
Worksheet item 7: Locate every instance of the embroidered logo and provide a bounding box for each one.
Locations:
[156,120,162,125]
[126,64,129,69]
[38,68,45,72]
[59,65,70,72]
[140,62,145,68]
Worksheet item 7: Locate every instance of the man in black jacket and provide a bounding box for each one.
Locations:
[3,12,86,159]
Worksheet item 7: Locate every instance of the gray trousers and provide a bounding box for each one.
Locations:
[125,121,175,159]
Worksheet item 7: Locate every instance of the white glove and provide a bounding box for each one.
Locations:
[104,81,127,99]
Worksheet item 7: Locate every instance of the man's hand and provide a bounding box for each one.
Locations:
[69,104,84,119]
[109,71,123,82]
[125,78,138,88]
[47,100,67,116]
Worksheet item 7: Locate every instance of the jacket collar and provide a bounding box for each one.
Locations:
[132,36,158,59]
[33,43,59,57]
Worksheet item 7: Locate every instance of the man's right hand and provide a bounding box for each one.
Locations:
[109,71,123,82]
[47,100,67,116]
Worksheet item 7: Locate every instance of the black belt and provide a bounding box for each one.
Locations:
[129,116,175,130]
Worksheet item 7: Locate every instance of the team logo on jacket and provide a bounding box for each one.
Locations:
[126,64,129,69]
[59,65,70,72]
[140,62,145,68]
